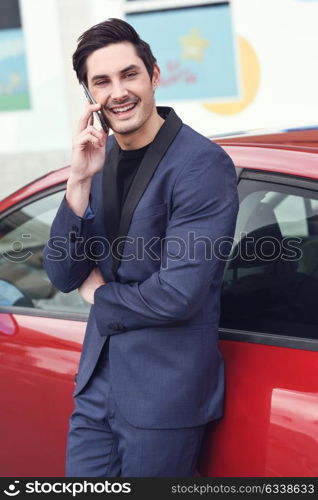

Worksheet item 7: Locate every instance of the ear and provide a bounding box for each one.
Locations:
[152,63,160,90]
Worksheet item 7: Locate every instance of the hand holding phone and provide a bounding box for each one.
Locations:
[68,85,108,217]
[81,82,109,133]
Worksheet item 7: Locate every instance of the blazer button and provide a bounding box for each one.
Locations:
[108,322,126,331]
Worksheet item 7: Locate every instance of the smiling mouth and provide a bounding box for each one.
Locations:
[108,102,137,117]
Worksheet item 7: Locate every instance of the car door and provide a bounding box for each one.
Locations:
[198,169,318,477]
[0,187,90,477]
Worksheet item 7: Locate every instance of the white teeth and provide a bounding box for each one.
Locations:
[112,104,135,113]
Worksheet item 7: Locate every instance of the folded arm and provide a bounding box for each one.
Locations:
[93,148,239,336]
[43,196,96,292]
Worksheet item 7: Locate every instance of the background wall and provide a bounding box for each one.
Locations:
[0,0,317,199]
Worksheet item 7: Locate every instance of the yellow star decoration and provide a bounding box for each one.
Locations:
[180,28,210,62]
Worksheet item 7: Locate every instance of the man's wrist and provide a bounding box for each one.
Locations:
[66,176,92,217]
[67,171,93,187]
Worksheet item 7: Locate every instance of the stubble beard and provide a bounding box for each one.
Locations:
[109,104,155,137]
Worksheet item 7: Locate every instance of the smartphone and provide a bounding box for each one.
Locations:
[81,82,109,133]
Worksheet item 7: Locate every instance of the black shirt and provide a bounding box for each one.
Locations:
[116,144,149,220]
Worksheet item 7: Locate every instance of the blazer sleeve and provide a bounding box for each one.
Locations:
[94,146,239,336]
[42,196,96,293]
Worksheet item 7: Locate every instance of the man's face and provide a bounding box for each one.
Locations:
[86,42,159,136]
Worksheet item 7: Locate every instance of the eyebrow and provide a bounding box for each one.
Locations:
[91,65,140,82]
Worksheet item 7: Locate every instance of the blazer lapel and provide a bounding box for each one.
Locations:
[112,107,183,276]
[102,140,120,279]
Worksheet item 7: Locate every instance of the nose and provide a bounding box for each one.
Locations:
[110,79,128,101]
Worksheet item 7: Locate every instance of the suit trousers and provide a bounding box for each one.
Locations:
[65,341,206,477]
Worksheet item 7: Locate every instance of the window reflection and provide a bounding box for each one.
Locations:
[0,191,90,315]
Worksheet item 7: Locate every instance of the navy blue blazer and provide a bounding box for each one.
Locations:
[43,107,238,429]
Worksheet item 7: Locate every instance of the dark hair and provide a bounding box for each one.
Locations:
[73,18,157,84]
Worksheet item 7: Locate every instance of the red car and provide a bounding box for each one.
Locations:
[0,129,317,477]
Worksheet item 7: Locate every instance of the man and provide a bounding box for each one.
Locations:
[43,18,238,477]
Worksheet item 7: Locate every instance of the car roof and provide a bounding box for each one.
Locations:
[214,128,318,150]
[1,129,318,211]
[217,128,318,180]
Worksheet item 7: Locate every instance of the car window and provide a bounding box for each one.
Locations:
[0,190,90,316]
[221,179,318,340]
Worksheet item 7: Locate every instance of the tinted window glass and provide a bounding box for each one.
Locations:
[221,179,318,339]
[0,191,90,315]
